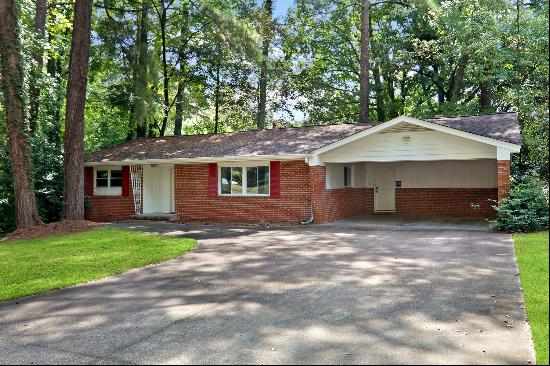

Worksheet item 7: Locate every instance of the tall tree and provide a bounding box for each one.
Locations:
[173,23,186,136]
[134,0,150,138]
[63,0,93,219]
[256,0,273,130]
[358,0,371,123]
[28,0,48,133]
[359,0,408,123]
[0,0,43,228]
[214,53,221,133]
[153,0,173,137]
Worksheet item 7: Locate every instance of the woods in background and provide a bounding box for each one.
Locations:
[0,0,548,232]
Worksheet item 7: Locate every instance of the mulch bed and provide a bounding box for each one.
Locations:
[1,220,104,242]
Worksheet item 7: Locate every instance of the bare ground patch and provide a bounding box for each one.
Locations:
[1,220,104,242]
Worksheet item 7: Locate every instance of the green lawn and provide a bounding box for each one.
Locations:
[514,231,549,365]
[0,228,196,302]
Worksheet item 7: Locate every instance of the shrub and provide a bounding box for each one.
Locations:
[493,176,549,232]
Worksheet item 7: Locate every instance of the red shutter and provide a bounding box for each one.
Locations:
[84,167,94,196]
[270,161,281,198]
[208,163,218,198]
[122,166,130,196]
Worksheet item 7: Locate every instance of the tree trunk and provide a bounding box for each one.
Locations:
[28,0,48,134]
[480,81,494,111]
[450,53,468,102]
[382,68,398,119]
[63,0,92,220]
[159,0,169,137]
[214,63,220,133]
[174,23,186,136]
[372,62,385,122]
[134,1,149,138]
[0,0,42,228]
[174,86,184,136]
[256,0,272,130]
[358,0,371,123]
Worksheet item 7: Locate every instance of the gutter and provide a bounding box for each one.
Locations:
[84,154,311,166]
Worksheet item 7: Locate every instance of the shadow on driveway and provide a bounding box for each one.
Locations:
[0,221,535,364]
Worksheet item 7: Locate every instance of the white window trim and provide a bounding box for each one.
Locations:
[94,166,122,196]
[218,164,270,197]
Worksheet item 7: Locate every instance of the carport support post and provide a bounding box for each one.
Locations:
[309,163,327,224]
[497,160,511,203]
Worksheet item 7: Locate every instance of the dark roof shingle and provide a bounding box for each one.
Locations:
[85,113,520,162]
[425,113,521,145]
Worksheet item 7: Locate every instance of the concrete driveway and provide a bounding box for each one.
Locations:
[0,220,535,364]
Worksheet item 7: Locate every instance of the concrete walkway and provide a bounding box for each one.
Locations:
[0,221,535,364]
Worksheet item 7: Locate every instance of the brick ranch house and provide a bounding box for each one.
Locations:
[84,113,521,224]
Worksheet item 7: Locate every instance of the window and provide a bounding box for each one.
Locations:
[344,166,352,187]
[95,167,122,195]
[110,170,122,187]
[220,165,270,196]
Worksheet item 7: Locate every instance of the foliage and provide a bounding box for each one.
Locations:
[0,136,16,235]
[0,227,196,301]
[513,230,549,365]
[493,175,549,232]
[0,0,548,231]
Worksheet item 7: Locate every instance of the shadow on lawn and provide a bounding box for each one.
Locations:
[0,223,534,364]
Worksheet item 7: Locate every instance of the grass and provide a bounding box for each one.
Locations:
[0,228,196,302]
[514,231,549,365]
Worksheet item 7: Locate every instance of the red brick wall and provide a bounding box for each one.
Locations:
[394,188,497,217]
[366,188,374,214]
[310,165,367,224]
[84,161,499,223]
[85,193,134,222]
[497,160,511,203]
[174,160,312,225]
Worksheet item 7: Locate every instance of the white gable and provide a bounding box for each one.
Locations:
[307,116,521,165]
[320,126,497,163]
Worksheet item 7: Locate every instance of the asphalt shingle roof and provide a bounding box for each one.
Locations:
[85,113,520,162]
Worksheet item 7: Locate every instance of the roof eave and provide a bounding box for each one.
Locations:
[83,153,310,166]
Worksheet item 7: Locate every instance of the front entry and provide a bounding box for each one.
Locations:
[374,166,395,212]
[143,165,173,213]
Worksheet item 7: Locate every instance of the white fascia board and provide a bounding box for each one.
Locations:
[311,116,522,156]
[306,155,325,166]
[497,147,512,160]
[83,154,309,166]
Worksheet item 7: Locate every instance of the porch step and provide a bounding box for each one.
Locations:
[131,213,177,221]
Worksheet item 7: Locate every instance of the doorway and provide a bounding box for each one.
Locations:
[143,165,173,213]
[374,166,396,212]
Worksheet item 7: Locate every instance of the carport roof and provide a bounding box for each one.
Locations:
[85,113,520,163]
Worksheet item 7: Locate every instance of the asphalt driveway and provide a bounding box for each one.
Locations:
[0,220,535,364]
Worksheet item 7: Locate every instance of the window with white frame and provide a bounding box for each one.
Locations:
[220,165,270,196]
[344,165,352,187]
[95,167,122,195]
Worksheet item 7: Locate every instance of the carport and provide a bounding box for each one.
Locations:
[306,115,521,224]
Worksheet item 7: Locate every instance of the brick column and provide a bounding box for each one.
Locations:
[497,160,511,203]
[309,165,326,224]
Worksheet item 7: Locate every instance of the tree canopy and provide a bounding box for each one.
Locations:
[0,0,548,233]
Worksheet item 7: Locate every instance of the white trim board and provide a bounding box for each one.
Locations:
[84,154,309,167]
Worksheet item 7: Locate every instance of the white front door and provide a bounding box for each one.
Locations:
[143,165,173,213]
[374,166,396,212]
